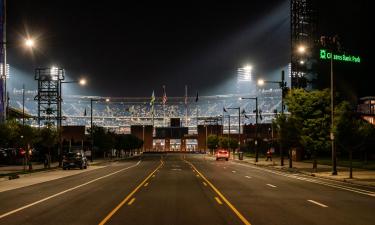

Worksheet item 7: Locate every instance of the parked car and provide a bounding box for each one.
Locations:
[62,151,88,170]
[216,149,229,161]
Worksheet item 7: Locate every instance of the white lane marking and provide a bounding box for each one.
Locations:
[203,182,207,186]
[171,168,182,171]
[232,170,237,173]
[245,176,252,179]
[231,162,375,197]
[144,182,149,187]
[267,184,277,188]
[0,160,141,220]
[308,200,328,208]
[223,167,226,169]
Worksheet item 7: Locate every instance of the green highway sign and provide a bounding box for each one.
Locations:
[320,49,361,63]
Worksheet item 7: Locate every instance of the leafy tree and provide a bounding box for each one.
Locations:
[273,113,300,168]
[273,89,331,170]
[207,135,219,154]
[219,136,229,149]
[92,126,115,156]
[229,138,239,154]
[35,127,58,168]
[334,101,374,178]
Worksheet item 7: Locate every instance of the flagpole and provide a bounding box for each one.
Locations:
[185,85,188,127]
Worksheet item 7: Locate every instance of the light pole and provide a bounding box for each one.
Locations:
[241,97,259,162]
[330,50,337,175]
[226,107,241,157]
[258,70,287,166]
[142,125,145,152]
[58,78,86,165]
[1,36,35,122]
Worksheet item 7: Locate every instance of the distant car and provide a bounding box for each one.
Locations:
[62,152,88,170]
[216,149,229,161]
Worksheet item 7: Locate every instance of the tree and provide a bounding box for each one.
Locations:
[273,89,331,171]
[92,126,115,156]
[35,127,58,168]
[229,138,239,155]
[207,135,219,154]
[334,101,373,178]
[219,136,229,149]
[273,113,300,168]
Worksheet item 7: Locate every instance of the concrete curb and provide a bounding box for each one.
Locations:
[229,156,375,187]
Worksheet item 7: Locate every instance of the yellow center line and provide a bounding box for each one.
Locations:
[215,197,223,205]
[185,159,252,225]
[98,160,163,225]
[127,198,136,205]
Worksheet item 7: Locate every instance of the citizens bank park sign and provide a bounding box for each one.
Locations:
[320,49,361,63]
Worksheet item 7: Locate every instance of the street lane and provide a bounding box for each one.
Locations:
[0,153,374,225]
[188,154,375,225]
[0,156,160,225]
[104,154,247,225]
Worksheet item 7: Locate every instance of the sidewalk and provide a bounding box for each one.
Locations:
[233,155,375,187]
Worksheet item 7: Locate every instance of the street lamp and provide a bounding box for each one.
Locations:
[58,77,86,165]
[240,97,259,162]
[225,107,241,158]
[257,71,287,166]
[24,39,35,48]
[1,37,36,122]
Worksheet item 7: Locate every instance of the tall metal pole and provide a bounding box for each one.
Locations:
[1,0,7,122]
[331,54,337,175]
[142,125,145,152]
[90,98,94,162]
[205,124,207,153]
[255,97,258,162]
[238,108,240,152]
[280,70,285,166]
[22,84,25,126]
[228,114,231,142]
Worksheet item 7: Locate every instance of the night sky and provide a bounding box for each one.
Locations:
[7,1,373,98]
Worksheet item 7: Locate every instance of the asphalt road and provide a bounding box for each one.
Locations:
[0,154,374,225]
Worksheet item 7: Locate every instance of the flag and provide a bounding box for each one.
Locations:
[162,85,167,105]
[83,108,87,116]
[195,91,199,102]
[184,85,188,105]
[150,90,155,106]
[223,107,227,113]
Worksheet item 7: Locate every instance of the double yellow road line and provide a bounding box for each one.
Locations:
[98,160,164,225]
[185,159,252,225]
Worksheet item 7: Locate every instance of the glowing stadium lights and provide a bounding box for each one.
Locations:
[299,60,305,65]
[244,65,252,71]
[237,64,253,82]
[257,79,265,86]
